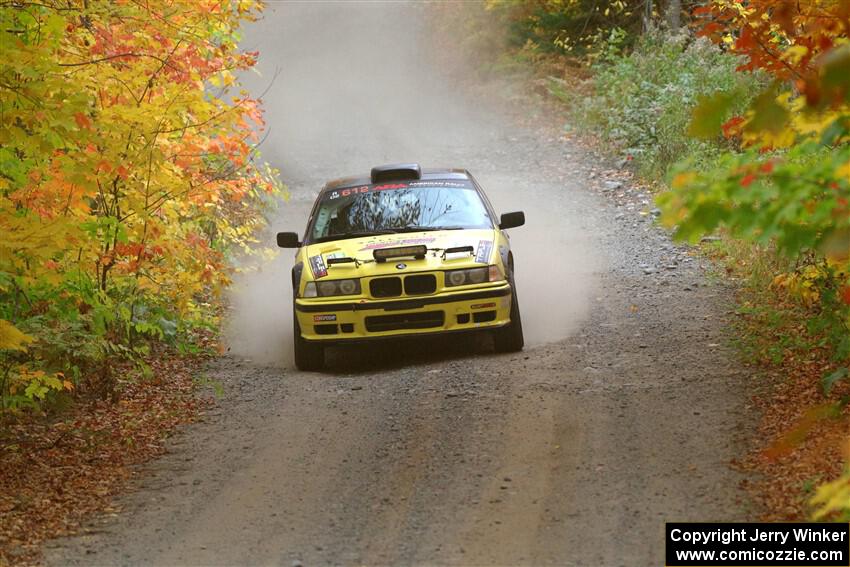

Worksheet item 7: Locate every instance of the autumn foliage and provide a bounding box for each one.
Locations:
[695,0,849,82]
[0,1,279,408]
[660,0,849,332]
[656,0,850,519]
[662,1,850,256]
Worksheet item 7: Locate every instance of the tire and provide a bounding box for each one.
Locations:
[293,312,324,371]
[494,277,524,353]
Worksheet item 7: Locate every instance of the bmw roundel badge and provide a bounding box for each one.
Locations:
[395,263,407,270]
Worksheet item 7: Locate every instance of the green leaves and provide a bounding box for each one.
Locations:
[747,83,791,135]
[662,141,850,258]
[816,45,850,107]
[822,367,848,397]
[689,92,737,139]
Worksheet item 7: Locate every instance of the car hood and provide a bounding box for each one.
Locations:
[301,228,500,279]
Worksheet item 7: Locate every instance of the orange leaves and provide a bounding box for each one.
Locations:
[10,165,92,220]
[721,115,745,139]
[840,285,850,306]
[113,242,145,259]
[697,0,850,86]
[693,2,850,155]
[74,112,92,130]
[733,160,776,189]
[772,0,798,37]
[733,25,755,55]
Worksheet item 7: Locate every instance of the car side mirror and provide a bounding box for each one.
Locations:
[276,232,301,248]
[499,211,525,230]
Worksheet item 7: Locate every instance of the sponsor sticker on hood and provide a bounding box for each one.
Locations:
[309,254,328,278]
[475,240,493,264]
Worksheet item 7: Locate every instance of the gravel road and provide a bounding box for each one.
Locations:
[45,3,754,566]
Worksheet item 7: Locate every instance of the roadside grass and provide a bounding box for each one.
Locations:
[566,29,764,184]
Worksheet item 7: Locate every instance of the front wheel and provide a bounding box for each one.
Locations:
[494,281,524,353]
[293,312,324,371]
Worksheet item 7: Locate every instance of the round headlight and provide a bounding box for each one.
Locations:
[468,268,487,284]
[338,279,357,295]
[448,271,467,286]
[318,281,337,296]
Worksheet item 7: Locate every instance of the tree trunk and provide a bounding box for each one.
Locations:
[667,0,682,30]
[643,0,654,32]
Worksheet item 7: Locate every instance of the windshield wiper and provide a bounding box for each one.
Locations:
[312,229,397,243]
[388,225,465,233]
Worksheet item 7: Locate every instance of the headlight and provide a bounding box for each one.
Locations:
[445,266,503,287]
[303,279,361,297]
[303,282,318,297]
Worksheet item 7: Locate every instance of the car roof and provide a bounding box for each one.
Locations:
[323,168,471,192]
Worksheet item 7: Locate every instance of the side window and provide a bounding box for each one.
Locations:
[312,207,331,239]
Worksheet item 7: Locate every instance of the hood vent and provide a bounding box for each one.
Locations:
[370,163,422,183]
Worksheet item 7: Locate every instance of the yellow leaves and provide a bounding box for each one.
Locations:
[0,214,79,273]
[50,371,75,391]
[771,264,827,307]
[13,368,67,401]
[811,439,850,520]
[811,472,850,520]
[0,320,34,351]
[1,0,278,408]
[743,125,797,149]
[784,44,809,66]
[737,92,849,149]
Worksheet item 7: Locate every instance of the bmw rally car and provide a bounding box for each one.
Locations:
[277,163,525,371]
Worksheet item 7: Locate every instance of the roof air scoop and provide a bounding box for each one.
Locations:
[370,163,421,183]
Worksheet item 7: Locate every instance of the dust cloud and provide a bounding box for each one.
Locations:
[226,1,601,366]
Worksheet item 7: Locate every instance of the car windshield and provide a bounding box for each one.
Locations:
[308,179,493,242]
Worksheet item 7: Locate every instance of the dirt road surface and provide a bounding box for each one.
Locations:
[45,3,753,566]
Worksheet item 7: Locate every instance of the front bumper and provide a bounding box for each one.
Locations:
[295,283,513,342]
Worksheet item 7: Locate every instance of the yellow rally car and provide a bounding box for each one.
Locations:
[276,163,525,370]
